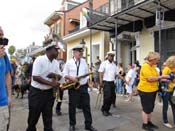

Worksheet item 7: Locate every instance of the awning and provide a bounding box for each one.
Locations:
[88,0,175,36]
[44,11,63,26]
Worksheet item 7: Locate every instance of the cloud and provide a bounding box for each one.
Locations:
[0,0,86,50]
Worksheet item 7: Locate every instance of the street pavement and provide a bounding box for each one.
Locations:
[9,89,174,131]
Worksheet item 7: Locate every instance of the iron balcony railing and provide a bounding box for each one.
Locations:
[94,0,146,16]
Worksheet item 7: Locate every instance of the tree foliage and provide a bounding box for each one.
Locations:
[8,45,16,56]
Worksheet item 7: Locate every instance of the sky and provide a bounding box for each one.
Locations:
[0,0,86,50]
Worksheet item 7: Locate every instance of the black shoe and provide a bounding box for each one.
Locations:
[148,121,158,129]
[113,104,116,108]
[85,126,98,131]
[102,111,112,116]
[107,111,112,116]
[56,110,62,116]
[142,124,154,131]
[69,125,75,131]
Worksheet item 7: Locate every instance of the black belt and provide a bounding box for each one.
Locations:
[30,86,53,92]
[103,81,114,83]
[80,83,88,87]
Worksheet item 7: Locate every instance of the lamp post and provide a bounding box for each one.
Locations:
[80,38,86,48]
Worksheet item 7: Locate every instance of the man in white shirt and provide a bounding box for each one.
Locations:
[99,51,119,116]
[26,40,62,131]
[63,45,97,131]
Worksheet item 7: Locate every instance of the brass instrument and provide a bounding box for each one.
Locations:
[52,75,61,102]
[60,72,93,90]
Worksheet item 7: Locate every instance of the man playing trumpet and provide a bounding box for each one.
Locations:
[63,45,97,131]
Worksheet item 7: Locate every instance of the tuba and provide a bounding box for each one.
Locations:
[60,72,93,90]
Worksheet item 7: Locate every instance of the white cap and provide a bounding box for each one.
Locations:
[44,41,60,50]
[72,44,84,51]
[107,51,115,55]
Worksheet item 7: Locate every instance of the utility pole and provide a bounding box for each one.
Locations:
[115,19,118,63]
[89,0,93,68]
[156,0,163,66]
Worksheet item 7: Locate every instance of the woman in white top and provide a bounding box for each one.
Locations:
[125,63,136,101]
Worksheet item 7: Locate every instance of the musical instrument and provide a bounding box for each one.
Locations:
[51,75,61,102]
[60,72,93,90]
[95,86,103,109]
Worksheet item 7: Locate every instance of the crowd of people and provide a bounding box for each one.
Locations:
[0,26,175,131]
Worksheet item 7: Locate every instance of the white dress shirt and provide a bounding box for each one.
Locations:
[63,58,89,85]
[31,55,62,90]
[98,60,119,81]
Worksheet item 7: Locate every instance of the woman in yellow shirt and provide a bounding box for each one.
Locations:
[161,56,175,128]
[137,52,161,131]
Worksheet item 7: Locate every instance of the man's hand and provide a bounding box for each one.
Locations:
[47,72,56,79]
[67,76,78,83]
[47,73,62,80]
[0,45,5,58]
[99,81,103,87]
[51,81,60,88]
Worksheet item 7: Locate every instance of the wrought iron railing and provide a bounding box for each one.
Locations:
[110,0,146,15]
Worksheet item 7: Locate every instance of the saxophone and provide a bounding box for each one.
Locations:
[60,72,93,90]
[50,74,62,102]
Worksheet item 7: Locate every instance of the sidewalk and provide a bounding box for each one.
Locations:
[9,90,174,131]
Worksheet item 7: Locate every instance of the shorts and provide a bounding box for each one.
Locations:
[125,84,132,94]
[0,106,9,131]
[138,90,157,114]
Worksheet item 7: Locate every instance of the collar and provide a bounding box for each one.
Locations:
[44,55,54,63]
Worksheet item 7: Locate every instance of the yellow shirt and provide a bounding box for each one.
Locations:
[162,66,175,92]
[137,62,159,92]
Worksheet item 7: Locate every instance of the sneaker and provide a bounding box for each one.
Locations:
[148,121,158,129]
[125,98,131,102]
[142,124,154,131]
[163,123,173,128]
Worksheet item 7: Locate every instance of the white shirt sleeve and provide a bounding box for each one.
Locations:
[62,61,70,78]
[98,61,105,73]
[32,56,42,76]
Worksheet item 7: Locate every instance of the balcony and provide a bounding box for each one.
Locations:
[110,0,146,15]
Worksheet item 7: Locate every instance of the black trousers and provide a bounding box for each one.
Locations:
[68,84,92,128]
[101,81,116,112]
[26,86,55,131]
[56,88,64,111]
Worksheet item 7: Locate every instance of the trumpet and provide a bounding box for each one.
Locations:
[60,72,93,90]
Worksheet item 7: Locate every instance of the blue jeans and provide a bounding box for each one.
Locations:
[116,78,123,94]
[162,92,175,124]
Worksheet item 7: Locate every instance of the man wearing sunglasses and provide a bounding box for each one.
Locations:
[0,26,12,131]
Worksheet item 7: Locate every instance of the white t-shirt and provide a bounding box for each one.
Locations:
[125,69,136,86]
[31,55,62,90]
